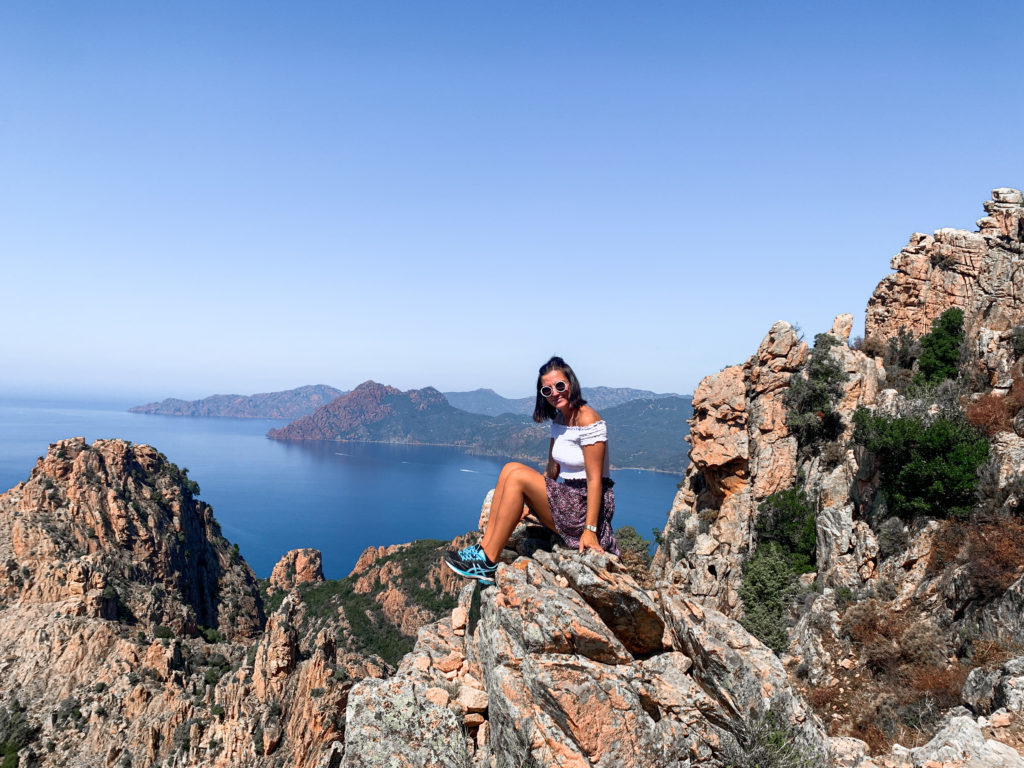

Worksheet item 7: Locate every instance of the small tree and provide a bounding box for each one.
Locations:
[739,543,796,654]
[785,334,850,456]
[755,488,817,574]
[852,407,988,520]
[915,308,964,385]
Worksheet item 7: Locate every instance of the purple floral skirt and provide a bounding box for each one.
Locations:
[544,477,620,556]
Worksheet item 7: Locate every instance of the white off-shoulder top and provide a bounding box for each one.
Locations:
[549,419,610,480]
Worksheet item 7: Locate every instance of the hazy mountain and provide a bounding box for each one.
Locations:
[444,386,686,417]
[129,385,346,419]
[269,381,691,472]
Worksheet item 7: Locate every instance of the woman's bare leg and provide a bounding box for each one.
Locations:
[481,463,556,563]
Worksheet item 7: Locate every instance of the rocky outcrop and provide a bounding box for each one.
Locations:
[0,437,263,639]
[338,546,830,768]
[865,188,1024,388]
[648,189,1024,762]
[651,320,808,613]
[269,548,324,590]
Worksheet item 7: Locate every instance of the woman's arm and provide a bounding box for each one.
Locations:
[544,438,559,480]
[580,439,606,554]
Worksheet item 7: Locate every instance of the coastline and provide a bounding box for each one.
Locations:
[266,435,685,475]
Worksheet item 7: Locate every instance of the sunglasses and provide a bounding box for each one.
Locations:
[539,381,569,398]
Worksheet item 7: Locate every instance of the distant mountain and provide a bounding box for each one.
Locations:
[267,381,539,446]
[601,396,691,472]
[444,386,685,417]
[129,385,346,419]
[270,382,692,473]
[442,389,534,416]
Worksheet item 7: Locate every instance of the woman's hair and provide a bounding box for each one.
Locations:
[533,356,587,423]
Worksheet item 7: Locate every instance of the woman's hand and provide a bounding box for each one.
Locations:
[579,528,605,554]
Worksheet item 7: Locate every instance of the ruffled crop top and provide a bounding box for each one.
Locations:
[549,419,611,480]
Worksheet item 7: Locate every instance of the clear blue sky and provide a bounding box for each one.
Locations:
[2,1,1022,401]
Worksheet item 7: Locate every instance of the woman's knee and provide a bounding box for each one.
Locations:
[500,461,529,477]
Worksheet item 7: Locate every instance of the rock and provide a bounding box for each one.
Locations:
[963,657,1024,716]
[907,714,1024,767]
[652,322,806,615]
[831,313,854,342]
[270,548,324,590]
[455,685,488,713]
[534,548,667,656]
[866,190,1024,388]
[340,677,470,768]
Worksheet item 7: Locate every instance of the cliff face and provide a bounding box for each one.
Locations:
[865,188,1024,389]
[0,440,479,768]
[641,189,1024,762]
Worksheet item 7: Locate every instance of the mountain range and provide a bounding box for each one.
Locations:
[267,380,692,473]
[443,386,681,417]
[131,384,684,420]
[129,384,345,419]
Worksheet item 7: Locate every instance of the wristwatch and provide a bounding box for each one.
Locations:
[585,525,598,533]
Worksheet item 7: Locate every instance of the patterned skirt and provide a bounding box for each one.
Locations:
[544,477,620,557]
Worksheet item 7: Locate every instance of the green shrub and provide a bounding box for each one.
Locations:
[200,626,225,644]
[785,333,850,456]
[834,586,856,611]
[721,708,824,768]
[876,517,909,560]
[153,625,173,640]
[739,543,796,654]
[615,525,653,567]
[1012,325,1024,359]
[755,489,816,574]
[853,408,989,520]
[914,308,964,385]
[0,700,38,766]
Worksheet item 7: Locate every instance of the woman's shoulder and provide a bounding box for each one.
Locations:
[574,405,602,426]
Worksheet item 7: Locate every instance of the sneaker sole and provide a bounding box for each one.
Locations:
[443,554,496,587]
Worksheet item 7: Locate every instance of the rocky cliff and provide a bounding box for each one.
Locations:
[0,439,473,767]
[643,188,1024,761]
[5,189,1024,768]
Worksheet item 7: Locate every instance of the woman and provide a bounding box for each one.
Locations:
[444,356,620,586]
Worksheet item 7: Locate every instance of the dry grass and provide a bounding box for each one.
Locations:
[801,601,968,754]
[965,513,1024,599]
[966,368,1024,436]
[926,518,968,574]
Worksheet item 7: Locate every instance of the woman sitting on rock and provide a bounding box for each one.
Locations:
[444,356,620,586]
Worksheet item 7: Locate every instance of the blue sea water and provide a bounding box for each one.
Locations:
[0,397,681,579]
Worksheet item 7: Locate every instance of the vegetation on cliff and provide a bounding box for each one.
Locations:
[740,487,817,654]
[261,539,462,667]
[783,333,849,460]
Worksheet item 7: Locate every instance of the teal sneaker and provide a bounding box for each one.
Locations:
[443,544,497,586]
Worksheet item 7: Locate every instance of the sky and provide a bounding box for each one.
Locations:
[2,1,1023,402]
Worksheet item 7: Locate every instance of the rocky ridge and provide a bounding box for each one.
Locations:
[644,189,1024,762]
[0,440,474,767]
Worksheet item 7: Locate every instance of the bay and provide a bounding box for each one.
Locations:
[0,397,680,578]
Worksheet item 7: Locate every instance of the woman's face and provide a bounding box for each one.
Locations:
[540,370,572,411]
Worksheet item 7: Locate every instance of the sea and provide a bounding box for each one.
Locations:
[0,397,681,579]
